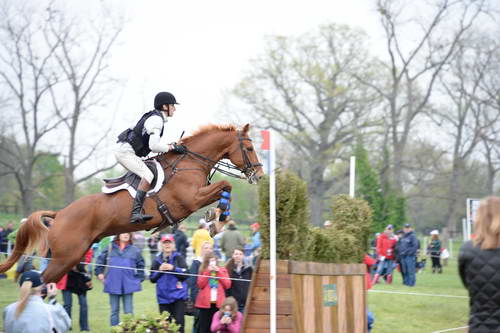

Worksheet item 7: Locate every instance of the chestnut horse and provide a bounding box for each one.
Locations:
[0,124,264,283]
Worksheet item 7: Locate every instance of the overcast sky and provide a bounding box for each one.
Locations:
[17,0,395,177]
[109,0,381,138]
[61,0,384,175]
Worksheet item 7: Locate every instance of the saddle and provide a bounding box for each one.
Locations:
[101,160,165,198]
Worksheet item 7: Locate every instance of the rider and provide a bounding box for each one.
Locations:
[115,91,187,224]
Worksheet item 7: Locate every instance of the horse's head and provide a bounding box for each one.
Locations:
[224,124,265,184]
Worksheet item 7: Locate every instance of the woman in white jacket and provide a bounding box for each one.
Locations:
[3,270,71,333]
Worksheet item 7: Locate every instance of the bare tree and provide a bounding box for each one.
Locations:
[44,4,122,204]
[430,34,500,234]
[476,35,500,195]
[481,135,500,194]
[0,2,63,215]
[365,0,490,194]
[232,24,380,226]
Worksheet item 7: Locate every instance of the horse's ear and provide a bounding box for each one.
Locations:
[242,124,250,133]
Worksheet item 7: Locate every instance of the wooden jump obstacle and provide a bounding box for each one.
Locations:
[242,259,367,333]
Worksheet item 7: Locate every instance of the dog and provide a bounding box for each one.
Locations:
[416,258,427,273]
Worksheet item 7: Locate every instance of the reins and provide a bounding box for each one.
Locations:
[153,130,262,183]
[143,129,262,234]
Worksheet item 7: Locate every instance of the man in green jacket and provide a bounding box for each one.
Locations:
[220,221,246,260]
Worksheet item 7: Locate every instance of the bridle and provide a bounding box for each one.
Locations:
[162,130,262,183]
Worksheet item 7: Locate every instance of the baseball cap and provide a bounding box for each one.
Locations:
[386,224,394,230]
[19,270,43,288]
[160,234,175,243]
[430,230,439,235]
[251,222,260,230]
[404,223,411,228]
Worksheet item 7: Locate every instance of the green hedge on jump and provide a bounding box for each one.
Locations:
[259,170,372,263]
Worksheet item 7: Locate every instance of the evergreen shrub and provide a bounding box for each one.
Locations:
[259,170,309,260]
[259,171,372,263]
[329,194,372,256]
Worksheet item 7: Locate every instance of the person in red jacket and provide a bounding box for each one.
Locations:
[364,254,376,290]
[372,225,398,284]
[195,252,231,333]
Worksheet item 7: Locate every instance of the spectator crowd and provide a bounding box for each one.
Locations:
[1,212,261,333]
[368,223,446,288]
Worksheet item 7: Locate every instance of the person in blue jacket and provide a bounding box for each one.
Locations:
[95,233,145,326]
[399,224,419,286]
[150,234,188,333]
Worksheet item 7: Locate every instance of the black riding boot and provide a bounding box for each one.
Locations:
[130,190,153,224]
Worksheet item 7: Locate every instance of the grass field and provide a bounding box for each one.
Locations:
[0,251,469,333]
[0,269,194,332]
[368,259,468,333]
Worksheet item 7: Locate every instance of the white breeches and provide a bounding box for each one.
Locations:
[114,142,154,184]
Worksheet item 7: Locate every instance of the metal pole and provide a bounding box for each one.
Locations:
[349,156,356,198]
[462,218,466,242]
[465,199,471,241]
[448,238,453,259]
[269,131,277,333]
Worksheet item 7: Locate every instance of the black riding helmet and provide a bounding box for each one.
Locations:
[154,92,179,110]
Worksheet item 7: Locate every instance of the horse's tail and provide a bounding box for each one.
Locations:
[0,210,57,273]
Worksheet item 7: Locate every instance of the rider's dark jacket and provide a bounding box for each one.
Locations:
[117,110,164,157]
[459,240,500,332]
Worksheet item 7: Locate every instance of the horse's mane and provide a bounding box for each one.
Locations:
[151,124,238,161]
[180,124,237,144]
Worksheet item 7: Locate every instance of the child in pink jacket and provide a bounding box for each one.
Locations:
[210,296,243,333]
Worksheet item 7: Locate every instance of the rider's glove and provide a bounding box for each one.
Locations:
[171,143,188,154]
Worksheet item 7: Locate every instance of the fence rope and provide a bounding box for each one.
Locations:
[431,326,469,333]
[0,251,252,282]
[369,289,468,299]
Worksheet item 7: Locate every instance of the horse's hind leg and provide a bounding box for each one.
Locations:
[41,257,76,283]
[41,239,92,283]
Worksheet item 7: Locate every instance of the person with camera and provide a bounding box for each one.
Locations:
[150,234,188,333]
[210,296,242,333]
[3,270,71,333]
[195,252,231,333]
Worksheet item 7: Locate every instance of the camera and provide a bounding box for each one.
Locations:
[41,284,48,299]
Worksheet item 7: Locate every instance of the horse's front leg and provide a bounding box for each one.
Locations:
[188,180,233,235]
[189,180,232,210]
